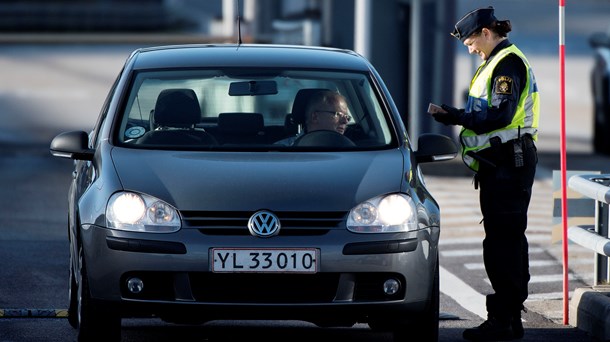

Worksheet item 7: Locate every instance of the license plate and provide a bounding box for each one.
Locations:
[211,248,319,273]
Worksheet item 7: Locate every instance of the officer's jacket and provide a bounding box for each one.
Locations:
[460,43,540,171]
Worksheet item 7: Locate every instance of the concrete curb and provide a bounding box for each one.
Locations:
[570,286,610,340]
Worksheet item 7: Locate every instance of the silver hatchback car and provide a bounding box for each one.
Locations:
[50,44,457,341]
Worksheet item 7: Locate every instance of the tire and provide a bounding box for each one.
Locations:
[392,256,440,342]
[76,247,121,342]
[67,248,78,329]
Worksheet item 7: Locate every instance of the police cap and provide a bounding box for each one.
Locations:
[451,6,497,42]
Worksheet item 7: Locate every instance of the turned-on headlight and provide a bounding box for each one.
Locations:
[347,193,417,233]
[106,192,181,233]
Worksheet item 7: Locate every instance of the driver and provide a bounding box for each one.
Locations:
[276,90,351,145]
[305,90,351,134]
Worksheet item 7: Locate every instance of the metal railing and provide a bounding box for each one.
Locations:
[567,174,610,285]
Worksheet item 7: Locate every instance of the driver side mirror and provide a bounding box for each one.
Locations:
[414,133,458,163]
[50,131,94,161]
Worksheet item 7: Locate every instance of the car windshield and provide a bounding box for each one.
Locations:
[116,68,397,150]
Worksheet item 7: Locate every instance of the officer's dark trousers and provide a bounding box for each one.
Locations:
[476,136,537,320]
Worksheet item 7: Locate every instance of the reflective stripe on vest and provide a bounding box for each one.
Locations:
[460,44,539,171]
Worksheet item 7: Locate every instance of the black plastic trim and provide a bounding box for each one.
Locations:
[106,236,186,254]
[343,238,418,255]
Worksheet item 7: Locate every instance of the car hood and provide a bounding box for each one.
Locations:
[110,148,407,212]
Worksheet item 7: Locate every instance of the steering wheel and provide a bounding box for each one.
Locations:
[293,130,356,147]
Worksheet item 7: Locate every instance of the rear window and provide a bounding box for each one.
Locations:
[115,68,397,150]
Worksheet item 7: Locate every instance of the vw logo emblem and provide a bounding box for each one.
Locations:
[248,210,280,238]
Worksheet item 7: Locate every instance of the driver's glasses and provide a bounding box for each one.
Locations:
[316,110,351,121]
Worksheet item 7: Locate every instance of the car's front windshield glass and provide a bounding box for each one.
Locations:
[116,69,397,150]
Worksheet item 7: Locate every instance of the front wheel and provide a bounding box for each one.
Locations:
[392,257,440,342]
[67,247,78,329]
[76,247,121,342]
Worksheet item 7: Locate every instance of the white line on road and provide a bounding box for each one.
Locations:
[528,273,593,283]
[440,235,550,246]
[527,292,570,301]
[440,265,487,320]
[441,247,544,257]
[463,258,593,270]
[482,273,593,286]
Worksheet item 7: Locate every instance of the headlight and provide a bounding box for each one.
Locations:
[106,192,181,233]
[347,193,417,233]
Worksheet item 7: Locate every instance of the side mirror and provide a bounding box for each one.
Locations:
[50,131,94,161]
[415,133,458,163]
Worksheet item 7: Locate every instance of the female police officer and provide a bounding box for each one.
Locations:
[432,6,539,341]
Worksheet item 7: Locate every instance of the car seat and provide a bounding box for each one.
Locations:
[137,88,217,146]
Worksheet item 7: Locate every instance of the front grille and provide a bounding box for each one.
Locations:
[180,210,347,236]
[121,271,405,303]
[190,273,340,303]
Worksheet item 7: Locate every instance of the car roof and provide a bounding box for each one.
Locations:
[128,44,373,72]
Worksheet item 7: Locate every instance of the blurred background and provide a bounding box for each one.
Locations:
[2,3,610,338]
[1,0,609,154]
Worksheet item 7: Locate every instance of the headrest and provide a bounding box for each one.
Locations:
[154,89,201,128]
[217,113,264,134]
[291,88,332,126]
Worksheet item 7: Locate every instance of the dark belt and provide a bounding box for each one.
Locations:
[472,134,535,169]
[493,135,535,155]
[507,134,535,149]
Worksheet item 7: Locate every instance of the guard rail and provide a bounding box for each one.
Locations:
[567,174,610,285]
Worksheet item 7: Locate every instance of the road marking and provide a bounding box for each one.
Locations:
[439,224,552,233]
[440,235,549,245]
[528,273,593,283]
[482,273,594,287]
[463,258,592,270]
[441,247,544,257]
[440,265,487,320]
[527,292,570,301]
[0,309,68,318]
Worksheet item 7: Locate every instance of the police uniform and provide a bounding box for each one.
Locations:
[433,6,539,341]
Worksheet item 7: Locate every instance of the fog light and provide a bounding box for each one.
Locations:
[383,279,400,295]
[127,277,144,294]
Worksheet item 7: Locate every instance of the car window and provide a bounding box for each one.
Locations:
[115,68,397,150]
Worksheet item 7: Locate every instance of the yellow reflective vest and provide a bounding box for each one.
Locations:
[460,44,539,171]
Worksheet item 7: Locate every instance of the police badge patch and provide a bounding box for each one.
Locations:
[495,76,513,95]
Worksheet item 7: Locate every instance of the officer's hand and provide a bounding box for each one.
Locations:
[432,104,463,125]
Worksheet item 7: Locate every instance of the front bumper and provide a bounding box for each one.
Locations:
[80,224,439,321]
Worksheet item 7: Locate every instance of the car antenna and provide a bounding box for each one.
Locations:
[236,0,243,46]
